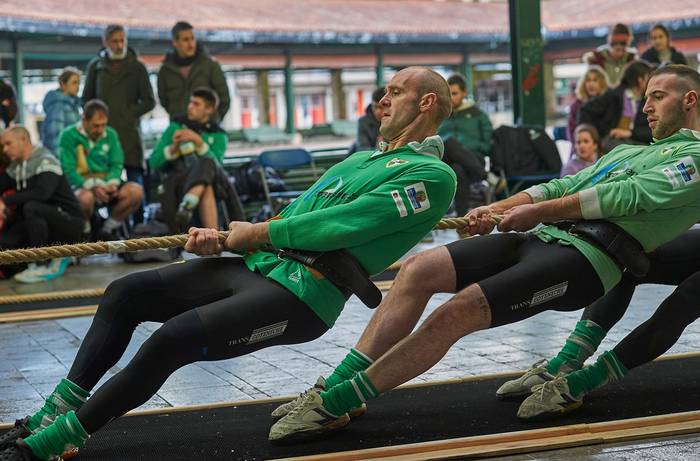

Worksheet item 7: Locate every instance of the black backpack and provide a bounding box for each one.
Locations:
[491,126,561,177]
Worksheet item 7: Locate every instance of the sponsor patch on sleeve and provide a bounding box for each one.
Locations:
[404,182,431,214]
[391,190,408,217]
[663,156,700,189]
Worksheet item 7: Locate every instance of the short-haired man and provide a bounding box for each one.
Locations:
[438,74,493,165]
[157,22,231,121]
[0,67,456,461]
[58,99,143,240]
[269,65,700,442]
[149,87,243,232]
[0,126,84,283]
[82,24,155,189]
[438,74,499,214]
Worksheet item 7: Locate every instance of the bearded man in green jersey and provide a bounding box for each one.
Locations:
[270,65,700,442]
[0,66,457,461]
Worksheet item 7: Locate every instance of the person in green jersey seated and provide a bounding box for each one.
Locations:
[148,87,243,233]
[269,65,700,443]
[0,66,457,461]
[58,100,143,240]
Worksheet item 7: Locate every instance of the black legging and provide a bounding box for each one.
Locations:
[447,232,605,328]
[67,257,328,433]
[578,228,700,368]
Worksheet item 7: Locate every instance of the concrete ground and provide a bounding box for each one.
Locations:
[0,229,698,459]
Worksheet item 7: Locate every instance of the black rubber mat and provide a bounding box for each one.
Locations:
[2,355,696,460]
[0,296,101,314]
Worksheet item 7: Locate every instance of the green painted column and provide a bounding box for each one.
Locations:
[284,50,295,134]
[375,47,384,88]
[330,69,347,120]
[256,70,271,125]
[460,48,474,97]
[508,0,545,127]
[11,39,24,124]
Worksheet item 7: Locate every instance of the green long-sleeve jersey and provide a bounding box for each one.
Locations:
[58,123,124,189]
[244,136,457,327]
[148,121,227,171]
[524,128,700,292]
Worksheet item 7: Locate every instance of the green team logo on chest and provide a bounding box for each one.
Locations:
[660,146,680,157]
[386,158,409,168]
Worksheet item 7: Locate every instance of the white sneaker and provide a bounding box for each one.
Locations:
[496,359,557,400]
[268,390,350,443]
[271,376,367,420]
[271,376,326,420]
[517,376,583,420]
[14,258,71,284]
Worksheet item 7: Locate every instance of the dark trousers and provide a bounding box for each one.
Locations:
[126,166,145,223]
[0,201,84,249]
[442,139,487,216]
[161,157,245,232]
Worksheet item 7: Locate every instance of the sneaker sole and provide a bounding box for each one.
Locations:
[496,389,534,401]
[348,405,367,420]
[272,404,366,422]
[269,414,350,445]
[517,400,584,421]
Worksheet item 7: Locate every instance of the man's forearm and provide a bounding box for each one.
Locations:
[251,222,271,246]
[534,193,583,223]
[489,192,533,213]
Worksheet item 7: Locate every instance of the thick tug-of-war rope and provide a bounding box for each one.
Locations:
[0,214,505,265]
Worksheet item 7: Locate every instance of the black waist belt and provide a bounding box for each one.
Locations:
[266,247,382,309]
[553,220,650,278]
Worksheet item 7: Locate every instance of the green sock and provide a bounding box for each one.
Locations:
[321,371,379,416]
[565,350,628,398]
[180,193,200,210]
[547,320,606,375]
[324,348,374,389]
[24,411,89,461]
[27,379,89,433]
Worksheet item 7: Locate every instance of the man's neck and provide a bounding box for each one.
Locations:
[190,116,210,125]
[385,128,436,151]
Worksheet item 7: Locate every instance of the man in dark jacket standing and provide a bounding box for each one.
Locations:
[157,22,231,122]
[82,24,155,190]
[355,87,385,152]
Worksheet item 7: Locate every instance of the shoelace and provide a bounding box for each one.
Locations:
[287,392,317,418]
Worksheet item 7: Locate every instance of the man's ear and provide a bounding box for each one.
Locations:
[419,93,437,113]
[685,90,698,111]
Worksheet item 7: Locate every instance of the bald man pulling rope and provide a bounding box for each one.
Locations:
[0,66,457,461]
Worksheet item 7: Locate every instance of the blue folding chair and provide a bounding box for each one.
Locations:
[258,148,319,213]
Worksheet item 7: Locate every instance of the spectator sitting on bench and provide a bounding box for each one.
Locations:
[58,99,143,240]
[148,87,236,232]
[0,126,84,283]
